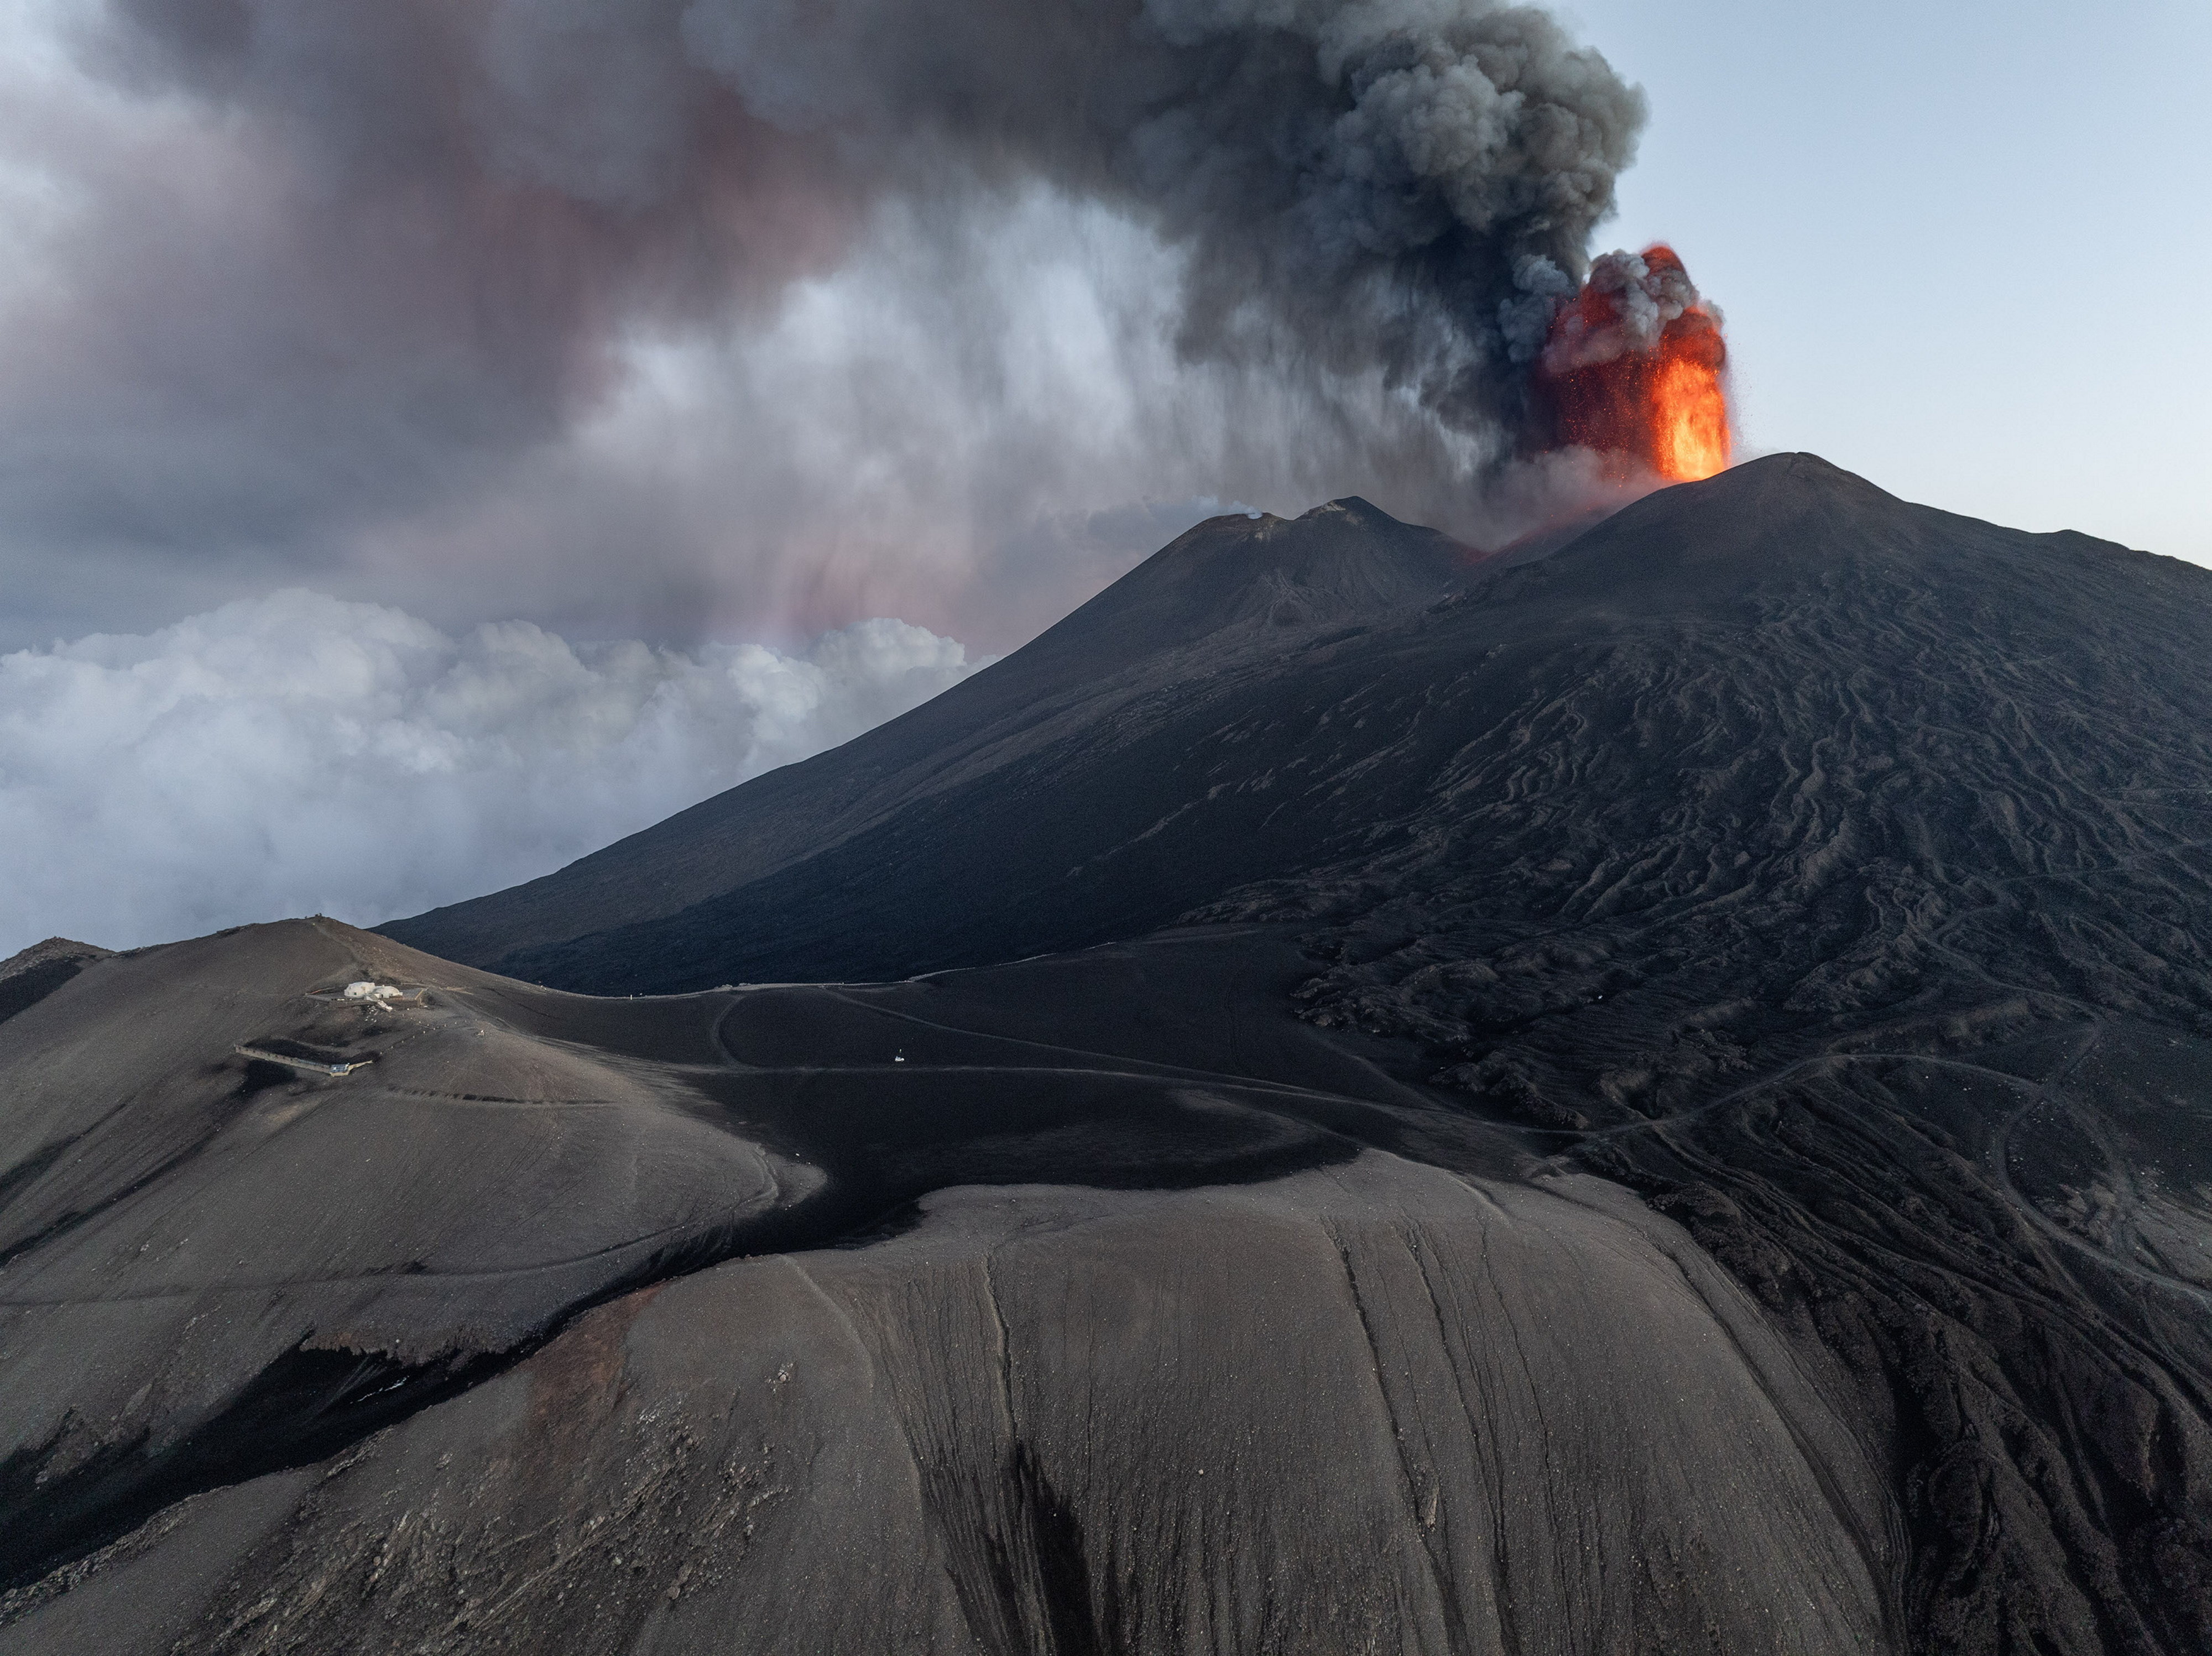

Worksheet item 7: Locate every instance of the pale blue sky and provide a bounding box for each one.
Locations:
[1566,0,2212,561]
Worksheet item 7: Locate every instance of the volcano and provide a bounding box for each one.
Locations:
[2,455,2209,1655]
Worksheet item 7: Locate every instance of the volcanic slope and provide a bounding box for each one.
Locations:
[0,920,1896,1656]
[0,455,2203,1654]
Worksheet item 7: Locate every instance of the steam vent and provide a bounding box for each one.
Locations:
[4,456,2211,1655]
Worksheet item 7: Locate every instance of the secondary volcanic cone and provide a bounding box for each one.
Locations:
[1532,244,1732,481]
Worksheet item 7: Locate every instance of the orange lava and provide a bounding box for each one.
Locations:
[1535,244,1732,482]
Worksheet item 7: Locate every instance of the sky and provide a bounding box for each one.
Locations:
[2,0,2205,956]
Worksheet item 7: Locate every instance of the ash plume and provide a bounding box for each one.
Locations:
[3,1,1649,642]
[109,0,1646,406]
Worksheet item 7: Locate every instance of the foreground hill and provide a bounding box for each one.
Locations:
[0,920,1893,1654]
[2,455,2208,1654]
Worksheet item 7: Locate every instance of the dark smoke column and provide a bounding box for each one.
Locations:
[108,0,1647,463]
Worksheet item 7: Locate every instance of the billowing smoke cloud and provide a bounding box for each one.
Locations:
[0,591,979,955]
[0,0,1646,648]
[1536,247,1710,375]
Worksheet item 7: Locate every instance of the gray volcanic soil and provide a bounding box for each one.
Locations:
[1,455,2208,1653]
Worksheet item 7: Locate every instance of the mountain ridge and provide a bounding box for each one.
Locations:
[384,453,2211,1002]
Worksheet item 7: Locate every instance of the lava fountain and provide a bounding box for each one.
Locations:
[1532,245,1731,482]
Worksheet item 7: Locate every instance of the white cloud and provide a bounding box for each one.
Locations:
[332,189,1481,654]
[0,589,980,955]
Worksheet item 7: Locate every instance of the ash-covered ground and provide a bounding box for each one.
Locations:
[3,456,2208,1654]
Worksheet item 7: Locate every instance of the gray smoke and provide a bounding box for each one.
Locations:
[1,1,1645,645]
[108,0,1645,416]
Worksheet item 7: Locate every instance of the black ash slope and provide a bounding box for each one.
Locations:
[0,919,1895,1656]
[388,455,2212,1032]
[2,456,2209,1655]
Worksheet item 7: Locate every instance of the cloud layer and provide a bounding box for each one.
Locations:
[0,589,979,955]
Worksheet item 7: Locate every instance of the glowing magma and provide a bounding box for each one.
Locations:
[1536,245,1731,483]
